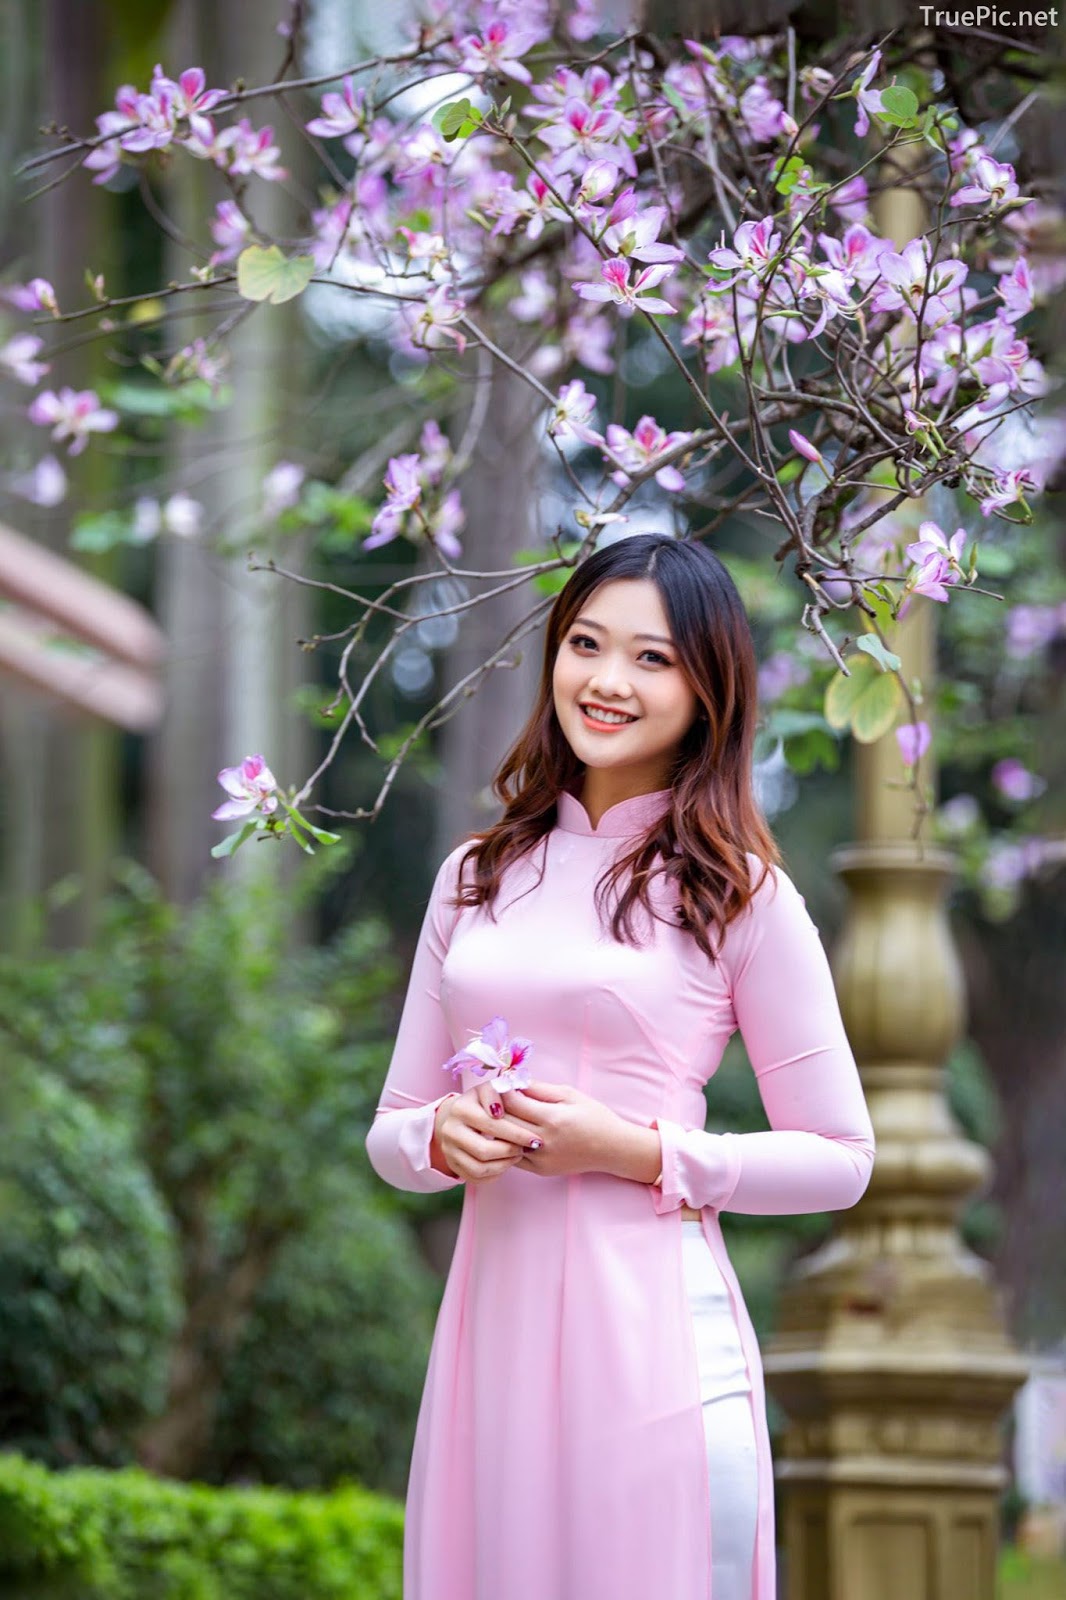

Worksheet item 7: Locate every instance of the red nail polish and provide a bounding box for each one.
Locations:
[489,1102,503,1118]
[528,1139,542,1151]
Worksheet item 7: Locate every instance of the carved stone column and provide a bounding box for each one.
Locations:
[762,157,1029,1598]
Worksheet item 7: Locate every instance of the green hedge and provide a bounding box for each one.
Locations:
[0,1068,180,1467]
[0,1453,403,1600]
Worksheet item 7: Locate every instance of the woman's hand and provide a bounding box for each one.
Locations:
[499,1080,623,1179]
[432,1079,545,1184]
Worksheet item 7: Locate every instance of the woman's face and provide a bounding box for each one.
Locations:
[552,577,702,792]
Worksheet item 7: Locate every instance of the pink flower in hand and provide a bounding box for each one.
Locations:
[443,1015,533,1091]
[896,721,931,769]
[212,754,279,820]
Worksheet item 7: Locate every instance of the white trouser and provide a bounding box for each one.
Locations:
[680,1219,759,1600]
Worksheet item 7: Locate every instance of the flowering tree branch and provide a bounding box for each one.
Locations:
[3,2,1062,897]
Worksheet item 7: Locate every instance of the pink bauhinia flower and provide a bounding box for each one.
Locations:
[828,175,870,224]
[0,334,50,386]
[419,419,451,484]
[366,453,423,548]
[817,224,890,290]
[604,415,692,491]
[707,216,781,287]
[209,200,253,264]
[739,79,786,142]
[572,256,677,316]
[868,237,969,327]
[7,453,67,507]
[28,387,119,455]
[261,461,305,519]
[443,1014,534,1090]
[2,277,58,315]
[600,193,685,264]
[852,49,885,138]
[214,119,287,181]
[996,257,1033,322]
[788,429,824,465]
[536,99,636,178]
[896,721,931,769]
[978,467,1035,518]
[459,19,545,85]
[682,294,745,372]
[212,754,279,821]
[992,759,1046,804]
[305,75,367,138]
[566,0,602,40]
[901,520,968,608]
[951,155,1020,210]
[406,284,468,353]
[547,378,602,444]
[151,63,226,120]
[426,488,465,560]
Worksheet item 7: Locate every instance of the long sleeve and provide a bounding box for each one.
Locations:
[651,863,875,1217]
[365,845,467,1193]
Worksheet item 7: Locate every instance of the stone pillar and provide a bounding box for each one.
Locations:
[762,163,1029,1600]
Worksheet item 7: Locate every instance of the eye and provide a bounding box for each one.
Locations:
[567,634,673,667]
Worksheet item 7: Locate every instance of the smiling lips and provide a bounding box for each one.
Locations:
[579,702,639,730]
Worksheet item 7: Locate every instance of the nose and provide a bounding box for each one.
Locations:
[587,653,633,699]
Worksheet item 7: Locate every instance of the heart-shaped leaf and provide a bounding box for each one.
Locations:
[237,246,315,305]
[824,653,904,743]
[855,633,902,673]
[878,85,919,127]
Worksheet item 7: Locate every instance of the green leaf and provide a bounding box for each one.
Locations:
[70,513,135,553]
[878,85,920,127]
[773,155,806,196]
[236,246,316,305]
[434,98,482,141]
[764,709,834,739]
[855,633,902,672]
[975,544,1013,577]
[824,654,904,743]
[210,822,261,860]
[282,802,341,847]
[783,728,840,774]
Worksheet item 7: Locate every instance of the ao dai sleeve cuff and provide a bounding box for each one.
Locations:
[649,1119,743,1214]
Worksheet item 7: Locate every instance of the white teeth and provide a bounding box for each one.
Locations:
[581,705,636,725]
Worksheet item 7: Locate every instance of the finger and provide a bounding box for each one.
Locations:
[464,1126,534,1162]
[505,1080,572,1102]
[474,1082,542,1137]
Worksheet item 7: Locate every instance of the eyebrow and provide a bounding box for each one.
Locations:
[571,616,675,647]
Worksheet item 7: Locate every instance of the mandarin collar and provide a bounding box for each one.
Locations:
[556,786,673,838]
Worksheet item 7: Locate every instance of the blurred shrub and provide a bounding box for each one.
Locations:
[0,1451,403,1600]
[210,1177,438,1499]
[0,859,441,1491]
[0,1067,180,1467]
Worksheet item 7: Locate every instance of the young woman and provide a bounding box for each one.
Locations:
[366,532,875,1600]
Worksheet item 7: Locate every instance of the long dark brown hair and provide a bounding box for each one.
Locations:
[449,533,779,963]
